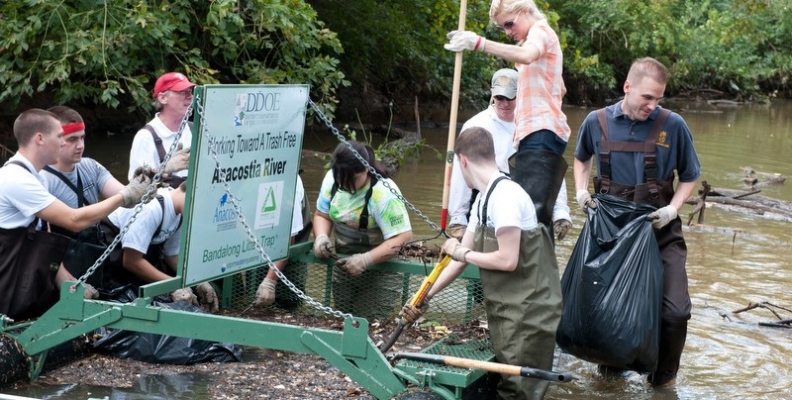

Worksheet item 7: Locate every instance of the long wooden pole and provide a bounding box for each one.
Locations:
[392,352,574,382]
[439,0,468,233]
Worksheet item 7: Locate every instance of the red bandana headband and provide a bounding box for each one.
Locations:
[62,122,85,135]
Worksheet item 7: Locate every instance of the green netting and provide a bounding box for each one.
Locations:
[225,257,487,324]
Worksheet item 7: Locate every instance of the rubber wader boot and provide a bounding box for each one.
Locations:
[508,150,568,226]
[647,320,688,386]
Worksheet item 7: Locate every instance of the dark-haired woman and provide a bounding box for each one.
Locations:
[312,141,412,320]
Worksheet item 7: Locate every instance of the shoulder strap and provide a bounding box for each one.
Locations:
[43,166,88,207]
[358,176,378,231]
[143,124,167,164]
[478,176,509,228]
[153,195,166,238]
[6,160,31,173]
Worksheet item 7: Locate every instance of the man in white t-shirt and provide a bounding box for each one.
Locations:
[448,69,572,242]
[0,109,149,320]
[104,182,219,312]
[403,126,562,399]
[128,72,194,187]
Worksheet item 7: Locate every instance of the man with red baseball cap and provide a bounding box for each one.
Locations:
[128,72,196,187]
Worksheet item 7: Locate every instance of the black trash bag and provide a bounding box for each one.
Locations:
[93,292,243,365]
[556,194,664,373]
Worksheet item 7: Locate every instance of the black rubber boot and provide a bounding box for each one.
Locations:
[508,150,568,226]
[648,320,688,387]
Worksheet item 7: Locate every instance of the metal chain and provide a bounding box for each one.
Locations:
[73,102,193,289]
[307,98,444,235]
[195,96,354,320]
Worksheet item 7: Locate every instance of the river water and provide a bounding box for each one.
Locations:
[4,99,792,399]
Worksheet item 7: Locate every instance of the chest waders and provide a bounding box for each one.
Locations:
[330,177,401,320]
[508,150,568,235]
[595,108,691,386]
[143,124,189,188]
[0,162,70,321]
[475,177,562,400]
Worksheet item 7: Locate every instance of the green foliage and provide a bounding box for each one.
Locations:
[551,0,792,102]
[0,0,348,118]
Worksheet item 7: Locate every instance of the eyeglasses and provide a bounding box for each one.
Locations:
[170,89,193,97]
[498,11,522,32]
[494,95,515,102]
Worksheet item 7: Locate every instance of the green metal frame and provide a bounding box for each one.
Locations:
[1,242,489,400]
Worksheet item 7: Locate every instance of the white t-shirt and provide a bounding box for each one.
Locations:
[128,114,192,181]
[108,187,182,257]
[0,153,57,229]
[449,106,516,227]
[449,106,571,227]
[289,175,305,237]
[467,173,538,235]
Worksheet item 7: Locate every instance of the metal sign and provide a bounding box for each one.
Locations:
[180,84,308,284]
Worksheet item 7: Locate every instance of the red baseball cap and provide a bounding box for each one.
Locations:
[152,72,196,98]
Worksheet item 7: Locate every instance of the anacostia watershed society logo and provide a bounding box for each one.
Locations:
[213,193,238,232]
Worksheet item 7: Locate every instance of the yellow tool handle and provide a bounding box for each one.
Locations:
[408,255,452,307]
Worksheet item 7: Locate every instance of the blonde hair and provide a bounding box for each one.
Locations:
[489,0,546,24]
[627,57,670,86]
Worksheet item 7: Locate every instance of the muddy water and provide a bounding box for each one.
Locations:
[4,100,792,399]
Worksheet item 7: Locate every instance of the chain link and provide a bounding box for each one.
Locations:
[196,96,353,320]
[307,98,444,235]
[73,101,192,290]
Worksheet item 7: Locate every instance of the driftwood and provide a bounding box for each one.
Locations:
[731,302,792,329]
[741,166,786,188]
[686,182,792,223]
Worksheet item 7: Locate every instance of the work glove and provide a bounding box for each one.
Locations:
[400,302,430,324]
[648,205,678,229]
[163,143,190,174]
[254,277,277,306]
[195,282,219,313]
[83,283,99,299]
[335,252,373,277]
[576,190,597,213]
[447,224,467,241]
[120,174,153,207]
[171,288,198,305]
[444,30,487,52]
[441,238,471,263]
[313,234,333,259]
[553,219,572,241]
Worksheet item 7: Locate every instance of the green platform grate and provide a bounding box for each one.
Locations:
[395,338,495,388]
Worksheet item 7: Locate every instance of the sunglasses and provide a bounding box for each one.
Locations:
[498,11,523,32]
[170,89,193,97]
[494,95,515,102]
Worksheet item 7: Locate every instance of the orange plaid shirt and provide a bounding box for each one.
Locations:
[513,19,570,144]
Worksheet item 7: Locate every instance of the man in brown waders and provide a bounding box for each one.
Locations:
[0,109,150,321]
[573,57,702,386]
[403,127,563,400]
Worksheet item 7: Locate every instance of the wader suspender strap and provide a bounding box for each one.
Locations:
[329,176,378,231]
[596,108,671,197]
[6,161,53,234]
[143,124,167,164]
[43,166,89,207]
[477,176,509,228]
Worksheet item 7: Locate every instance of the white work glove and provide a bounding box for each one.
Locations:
[444,30,487,52]
[254,277,277,306]
[195,282,219,313]
[163,143,190,174]
[553,219,572,241]
[576,190,597,213]
[83,283,99,299]
[335,252,373,277]
[120,174,152,207]
[400,301,430,324]
[648,205,678,229]
[441,238,471,263]
[313,234,333,259]
[171,288,198,305]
